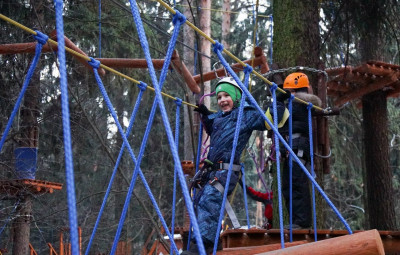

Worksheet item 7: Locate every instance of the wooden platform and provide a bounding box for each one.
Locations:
[0,179,63,196]
[220,228,400,254]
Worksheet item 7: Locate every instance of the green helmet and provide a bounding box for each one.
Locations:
[215,77,243,106]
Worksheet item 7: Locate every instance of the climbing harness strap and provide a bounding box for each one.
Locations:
[210,180,241,229]
[216,162,241,172]
[291,133,302,139]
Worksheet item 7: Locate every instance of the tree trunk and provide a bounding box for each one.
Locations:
[362,92,396,230]
[358,0,397,230]
[221,0,231,50]
[12,196,32,255]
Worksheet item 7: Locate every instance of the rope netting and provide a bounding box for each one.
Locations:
[0,1,353,254]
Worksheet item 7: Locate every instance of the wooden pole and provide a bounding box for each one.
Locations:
[171,50,201,94]
[256,229,384,255]
[217,241,307,255]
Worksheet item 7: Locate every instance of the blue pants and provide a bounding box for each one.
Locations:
[194,170,239,244]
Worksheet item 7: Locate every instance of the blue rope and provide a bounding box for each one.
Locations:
[187,121,204,250]
[87,59,178,255]
[120,4,205,254]
[98,0,101,58]
[288,95,294,242]
[0,31,47,152]
[170,97,182,254]
[54,1,79,254]
[213,89,246,255]
[84,80,147,255]
[211,44,252,253]
[242,65,252,230]
[308,103,318,241]
[241,165,251,229]
[213,44,353,238]
[270,84,285,248]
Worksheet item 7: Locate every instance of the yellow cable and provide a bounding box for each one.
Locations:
[0,9,325,113]
[155,0,327,113]
[0,13,198,109]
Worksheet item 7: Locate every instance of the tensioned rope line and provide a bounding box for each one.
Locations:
[212,40,352,250]
[0,13,197,109]
[84,81,147,255]
[155,0,329,114]
[54,0,79,253]
[0,12,328,115]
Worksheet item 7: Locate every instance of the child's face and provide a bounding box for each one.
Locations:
[217,91,234,112]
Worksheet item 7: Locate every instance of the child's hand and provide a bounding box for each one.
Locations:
[194,104,212,115]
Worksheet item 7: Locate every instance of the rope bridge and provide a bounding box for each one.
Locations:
[0,1,352,254]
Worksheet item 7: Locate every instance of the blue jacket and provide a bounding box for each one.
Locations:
[201,102,267,164]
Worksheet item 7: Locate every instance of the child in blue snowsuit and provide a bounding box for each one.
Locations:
[183,77,287,254]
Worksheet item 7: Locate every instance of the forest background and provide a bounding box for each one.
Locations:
[0,0,399,254]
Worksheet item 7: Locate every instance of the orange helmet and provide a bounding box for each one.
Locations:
[283,72,309,89]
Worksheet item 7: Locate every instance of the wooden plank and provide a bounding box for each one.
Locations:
[327,81,351,92]
[325,66,353,77]
[334,74,399,107]
[49,30,106,76]
[193,55,264,84]
[170,50,201,94]
[354,63,395,77]
[367,60,400,71]
[216,241,307,255]
[256,229,384,255]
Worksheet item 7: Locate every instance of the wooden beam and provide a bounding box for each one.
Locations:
[327,81,351,92]
[0,42,50,54]
[192,46,268,84]
[0,31,106,75]
[253,46,269,74]
[170,50,201,94]
[334,74,399,107]
[95,58,165,69]
[49,30,106,76]
[217,241,307,255]
[256,229,384,255]
[325,66,353,77]
[387,84,400,98]
[354,63,396,77]
[367,60,400,71]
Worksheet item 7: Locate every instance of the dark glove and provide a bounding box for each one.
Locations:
[275,89,291,102]
[194,104,212,115]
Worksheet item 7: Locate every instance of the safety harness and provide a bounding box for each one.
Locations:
[191,161,242,229]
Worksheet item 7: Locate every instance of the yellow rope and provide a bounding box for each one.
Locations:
[0,13,198,109]
[0,9,325,113]
[155,0,327,113]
